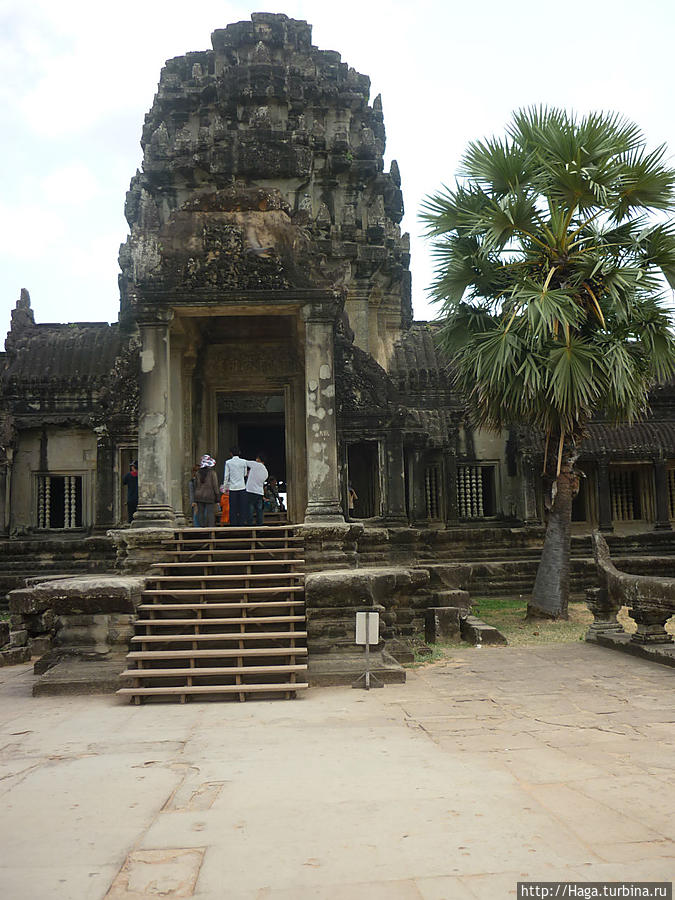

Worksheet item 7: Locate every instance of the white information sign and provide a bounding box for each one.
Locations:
[355,611,379,646]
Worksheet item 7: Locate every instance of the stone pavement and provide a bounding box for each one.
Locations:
[0,643,673,899]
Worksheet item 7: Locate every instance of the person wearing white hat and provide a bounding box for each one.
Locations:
[193,454,219,527]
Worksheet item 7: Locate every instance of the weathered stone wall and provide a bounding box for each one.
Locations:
[10,428,98,532]
[119,13,411,371]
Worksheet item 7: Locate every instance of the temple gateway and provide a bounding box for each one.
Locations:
[2,14,675,691]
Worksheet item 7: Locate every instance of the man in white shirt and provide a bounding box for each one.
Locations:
[222,447,249,526]
[245,454,269,526]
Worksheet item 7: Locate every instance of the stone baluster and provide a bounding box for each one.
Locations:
[302,302,344,523]
[584,586,624,640]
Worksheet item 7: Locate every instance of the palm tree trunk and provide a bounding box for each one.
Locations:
[527,457,577,620]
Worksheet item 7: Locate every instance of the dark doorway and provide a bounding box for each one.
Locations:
[237,424,285,483]
[347,441,379,518]
[217,394,286,488]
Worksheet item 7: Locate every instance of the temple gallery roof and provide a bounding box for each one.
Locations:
[2,322,122,387]
[580,421,675,460]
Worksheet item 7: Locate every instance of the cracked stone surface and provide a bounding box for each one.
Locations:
[0,643,673,898]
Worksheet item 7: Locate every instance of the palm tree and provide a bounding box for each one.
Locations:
[422,107,675,619]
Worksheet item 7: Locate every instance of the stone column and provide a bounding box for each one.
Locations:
[133,310,176,528]
[169,332,186,526]
[597,459,613,533]
[94,433,115,529]
[409,449,428,526]
[0,463,8,536]
[181,345,198,520]
[521,455,540,525]
[652,459,672,531]
[302,303,344,523]
[383,436,407,525]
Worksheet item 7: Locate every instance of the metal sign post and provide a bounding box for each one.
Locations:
[352,610,383,689]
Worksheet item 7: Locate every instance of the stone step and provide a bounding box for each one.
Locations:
[146,572,303,583]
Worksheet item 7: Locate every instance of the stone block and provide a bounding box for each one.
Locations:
[460,614,507,646]
[305,566,430,610]
[0,621,9,647]
[0,646,31,666]
[9,615,23,628]
[29,635,52,657]
[10,629,28,648]
[9,588,51,616]
[24,609,58,635]
[425,607,461,644]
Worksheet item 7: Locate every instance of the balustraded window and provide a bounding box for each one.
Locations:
[609,468,641,521]
[456,465,496,518]
[424,465,442,520]
[36,475,84,529]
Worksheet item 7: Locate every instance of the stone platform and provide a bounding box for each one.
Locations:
[1,642,673,898]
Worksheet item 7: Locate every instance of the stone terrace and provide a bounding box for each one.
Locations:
[1,643,673,898]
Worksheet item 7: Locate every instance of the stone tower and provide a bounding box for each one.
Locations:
[118,13,412,527]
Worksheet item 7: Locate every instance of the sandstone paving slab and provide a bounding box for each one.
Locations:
[481,744,606,785]
[1,646,674,898]
[523,783,664,846]
[0,863,121,900]
[589,840,675,864]
[233,877,429,899]
[105,847,205,899]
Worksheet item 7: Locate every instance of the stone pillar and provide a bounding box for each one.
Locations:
[94,433,115,529]
[0,463,8,536]
[302,303,344,523]
[597,459,613,533]
[383,437,407,525]
[652,459,672,531]
[521,455,540,525]
[133,311,176,528]
[181,345,198,520]
[169,332,186,525]
[409,449,428,526]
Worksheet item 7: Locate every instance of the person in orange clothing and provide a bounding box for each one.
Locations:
[219,489,230,525]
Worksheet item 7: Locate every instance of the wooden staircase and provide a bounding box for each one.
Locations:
[117,526,308,703]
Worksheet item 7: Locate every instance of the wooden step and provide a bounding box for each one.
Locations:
[127,647,308,660]
[120,664,307,678]
[163,548,303,558]
[142,586,304,597]
[131,631,307,643]
[137,601,303,612]
[151,559,304,569]
[146,573,303,583]
[117,682,308,697]
[134,615,305,627]
[164,536,303,546]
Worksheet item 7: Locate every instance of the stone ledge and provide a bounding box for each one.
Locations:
[460,614,508,646]
[307,650,405,686]
[587,630,675,668]
[32,657,126,695]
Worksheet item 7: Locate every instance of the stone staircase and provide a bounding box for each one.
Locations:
[117,526,308,703]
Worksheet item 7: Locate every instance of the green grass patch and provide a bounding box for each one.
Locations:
[471,597,593,647]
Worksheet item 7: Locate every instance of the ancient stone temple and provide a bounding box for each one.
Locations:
[2,14,675,685]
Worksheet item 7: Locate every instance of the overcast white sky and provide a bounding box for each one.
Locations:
[2,0,675,346]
